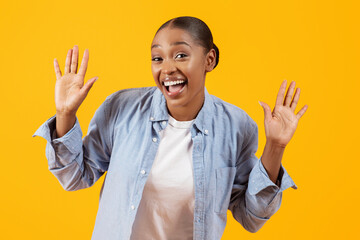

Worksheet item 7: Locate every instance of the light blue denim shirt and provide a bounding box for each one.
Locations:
[33,87,297,240]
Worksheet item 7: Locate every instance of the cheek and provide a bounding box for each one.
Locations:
[151,65,159,79]
[151,67,161,88]
[185,58,205,79]
[151,64,156,75]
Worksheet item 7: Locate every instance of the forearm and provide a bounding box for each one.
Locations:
[260,141,285,184]
[34,115,104,191]
[55,112,76,138]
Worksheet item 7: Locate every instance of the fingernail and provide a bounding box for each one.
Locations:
[258,101,262,106]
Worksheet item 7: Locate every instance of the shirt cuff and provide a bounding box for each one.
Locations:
[32,114,83,154]
[247,157,297,195]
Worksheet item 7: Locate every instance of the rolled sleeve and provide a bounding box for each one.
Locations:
[32,96,111,191]
[51,117,83,155]
[33,115,83,169]
[248,157,297,196]
[246,157,297,219]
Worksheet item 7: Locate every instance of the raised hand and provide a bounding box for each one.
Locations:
[54,45,98,116]
[53,45,98,138]
[259,80,308,148]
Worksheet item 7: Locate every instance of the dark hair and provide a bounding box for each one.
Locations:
[155,16,220,69]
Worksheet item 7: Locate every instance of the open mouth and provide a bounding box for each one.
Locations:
[163,80,187,94]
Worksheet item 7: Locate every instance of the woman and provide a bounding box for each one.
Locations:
[33,16,308,240]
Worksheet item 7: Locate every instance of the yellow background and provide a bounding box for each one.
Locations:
[1,0,359,239]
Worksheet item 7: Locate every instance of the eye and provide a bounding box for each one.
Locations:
[151,57,162,62]
[175,53,187,59]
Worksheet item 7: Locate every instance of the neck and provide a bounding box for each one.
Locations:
[167,93,205,121]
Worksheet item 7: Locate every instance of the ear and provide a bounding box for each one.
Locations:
[205,48,216,72]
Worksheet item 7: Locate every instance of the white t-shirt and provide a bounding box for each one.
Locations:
[130,115,195,240]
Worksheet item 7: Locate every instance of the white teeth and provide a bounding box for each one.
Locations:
[164,80,185,86]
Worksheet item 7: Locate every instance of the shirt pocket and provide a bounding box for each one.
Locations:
[214,166,237,213]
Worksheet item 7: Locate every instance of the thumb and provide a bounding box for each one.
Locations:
[259,101,272,122]
[81,77,98,97]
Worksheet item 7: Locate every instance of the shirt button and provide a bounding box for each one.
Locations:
[131,205,135,210]
[152,137,157,143]
[196,217,201,222]
[204,129,209,134]
[150,117,154,121]
[162,121,166,126]
[198,181,202,187]
[140,169,146,175]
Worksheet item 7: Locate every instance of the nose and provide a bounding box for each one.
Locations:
[161,59,177,75]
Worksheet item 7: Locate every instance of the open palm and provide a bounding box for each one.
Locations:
[54,45,98,116]
[259,80,308,148]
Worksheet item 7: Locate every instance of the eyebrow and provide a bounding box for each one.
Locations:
[151,41,192,49]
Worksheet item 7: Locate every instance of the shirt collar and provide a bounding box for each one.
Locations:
[150,87,214,135]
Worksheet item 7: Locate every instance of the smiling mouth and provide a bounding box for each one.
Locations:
[163,79,187,93]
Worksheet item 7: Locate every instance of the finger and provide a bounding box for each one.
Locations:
[275,80,287,106]
[284,81,296,107]
[296,104,308,119]
[290,88,300,111]
[70,45,79,73]
[78,49,89,76]
[54,58,62,80]
[259,101,272,123]
[80,77,98,97]
[64,49,72,74]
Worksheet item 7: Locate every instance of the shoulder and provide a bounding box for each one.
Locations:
[103,86,157,117]
[106,87,157,105]
[210,94,257,133]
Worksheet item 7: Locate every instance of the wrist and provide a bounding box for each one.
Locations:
[56,110,77,119]
[265,139,287,150]
[55,111,77,138]
[261,142,285,184]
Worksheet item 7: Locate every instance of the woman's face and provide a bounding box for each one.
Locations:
[151,27,215,117]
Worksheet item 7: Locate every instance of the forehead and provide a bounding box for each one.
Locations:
[151,27,197,49]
